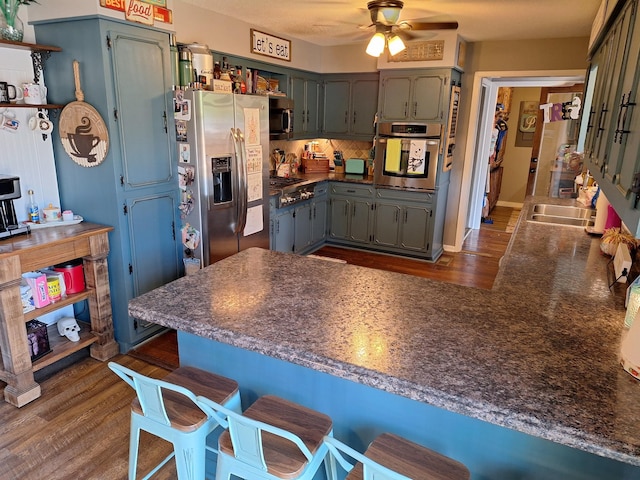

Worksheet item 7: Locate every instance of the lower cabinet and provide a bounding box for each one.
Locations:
[372,189,433,255]
[328,184,375,244]
[270,183,328,254]
[272,181,447,261]
[328,183,446,260]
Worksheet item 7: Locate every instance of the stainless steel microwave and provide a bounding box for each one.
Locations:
[269,97,294,140]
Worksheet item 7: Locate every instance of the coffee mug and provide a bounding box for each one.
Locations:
[29,111,53,134]
[0,109,18,131]
[22,83,47,105]
[0,82,23,104]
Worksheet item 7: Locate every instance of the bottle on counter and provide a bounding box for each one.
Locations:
[213,61,221,80]
[27,189,39,223]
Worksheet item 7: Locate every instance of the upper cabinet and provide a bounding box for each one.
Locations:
[290,72,321,139]
[584,0,640,236]
[321,73,379,140]
[378,68,460,124]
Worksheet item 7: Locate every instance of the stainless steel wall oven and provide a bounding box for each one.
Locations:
[374,122,442,191]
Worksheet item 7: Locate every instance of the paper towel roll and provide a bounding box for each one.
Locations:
[593,190,610,234]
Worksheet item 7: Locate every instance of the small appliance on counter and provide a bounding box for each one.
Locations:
[0,175,30,239]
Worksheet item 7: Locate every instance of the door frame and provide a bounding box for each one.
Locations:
[446,70,586,250]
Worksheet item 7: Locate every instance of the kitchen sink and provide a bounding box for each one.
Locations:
[528,204,596,228]
[532,204,594,219]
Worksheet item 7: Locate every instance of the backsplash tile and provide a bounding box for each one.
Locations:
[270,138,374,167]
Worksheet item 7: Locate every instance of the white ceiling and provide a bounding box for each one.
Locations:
[182,0,602,46]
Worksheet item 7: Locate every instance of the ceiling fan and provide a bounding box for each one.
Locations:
[363,0,458,57]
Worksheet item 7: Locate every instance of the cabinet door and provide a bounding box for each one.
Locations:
[373,202,400,247]
[110,29,174,189]
[400,205,431,252]
[294,202,312,253]
[352,78,379,136]
[610,0,640,195]
[323,80,351,134]
[413,74,445,122]
[127,193,180,297]
[311,198,328,245]
[349,199,372,243]
[380,76,412,121]
[273,209,295,253]
[291,76,307,135]
[329,197,350,240]
[305,78,321,136]
[595,3,636,183]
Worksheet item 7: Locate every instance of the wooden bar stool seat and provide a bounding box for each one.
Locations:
[197,394,333,480]
[109,362,241,480]
[325,433,470,480]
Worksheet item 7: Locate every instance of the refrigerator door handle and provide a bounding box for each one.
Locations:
[231,127,249,235]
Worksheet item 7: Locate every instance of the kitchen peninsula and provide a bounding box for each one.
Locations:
[129,196,640,479]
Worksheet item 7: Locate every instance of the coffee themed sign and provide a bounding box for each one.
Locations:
[59,60,109,167]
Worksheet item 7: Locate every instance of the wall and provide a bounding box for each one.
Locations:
[444,36,590,249]
[500,87,540,205]
[0,8,61,222]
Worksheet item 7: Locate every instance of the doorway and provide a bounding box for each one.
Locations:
[452,71,586,249]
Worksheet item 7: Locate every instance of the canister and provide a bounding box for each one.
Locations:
[53,258,86,295]
[46,275,62,302]
[178,46,194,87]
[186,43,213,89]
[169,34,179,88]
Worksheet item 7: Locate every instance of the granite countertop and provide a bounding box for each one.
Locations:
[268,172,373,196]
[129,195,640,466]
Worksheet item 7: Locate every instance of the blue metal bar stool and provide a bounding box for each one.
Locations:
[108,362,241,480]
[324,433,470,480]
[197,394,333,480]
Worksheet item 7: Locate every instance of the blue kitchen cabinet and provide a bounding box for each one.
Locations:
[34,17,181,352]
[294,202,313,253]
[329,183,374,245]
[290,73,321,138]
[270,197,295,253]
[378,69,460,124]
[322,73,379,139]
[373,189,433,254]
[585,0,640,236]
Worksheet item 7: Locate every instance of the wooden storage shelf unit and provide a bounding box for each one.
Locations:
[7,103,65,110]
[0,223,118,408]
[32,321,95,372]
[23,289,92,322]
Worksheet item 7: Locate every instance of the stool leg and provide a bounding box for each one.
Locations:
[215,454,233,480]
[128,415,141,480]
[174,429,208,480]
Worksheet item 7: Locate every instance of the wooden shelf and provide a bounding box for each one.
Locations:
[0,38,62,52]
[24,289,92,322]
[3,103,65,110]
[32,321,96,372]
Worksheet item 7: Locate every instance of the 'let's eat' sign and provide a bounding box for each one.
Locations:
[251,29,291,62]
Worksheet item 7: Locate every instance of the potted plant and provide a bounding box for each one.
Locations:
[0,0,37,42]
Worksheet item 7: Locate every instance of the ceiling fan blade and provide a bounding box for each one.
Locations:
[407,21,458,31]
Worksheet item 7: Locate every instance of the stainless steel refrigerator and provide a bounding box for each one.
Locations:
[176,90,270,266]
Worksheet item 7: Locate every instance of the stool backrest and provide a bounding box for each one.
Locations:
[196,395,314,472]
[323,436,412,480]
[108,361,209,427]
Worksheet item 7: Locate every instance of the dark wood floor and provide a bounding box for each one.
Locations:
[0,206,517,479]
[315,205,517,290]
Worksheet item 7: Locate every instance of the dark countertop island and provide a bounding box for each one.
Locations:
[129,196,640,474]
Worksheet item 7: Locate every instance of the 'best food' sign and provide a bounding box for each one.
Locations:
[251,29,291,62]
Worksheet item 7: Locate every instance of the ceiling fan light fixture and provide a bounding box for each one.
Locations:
[366,32,386,57]
[368,0,404,25]
[387,34,406,56]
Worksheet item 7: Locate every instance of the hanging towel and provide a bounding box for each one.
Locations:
[385,138,402,173]
[407,139,427,174]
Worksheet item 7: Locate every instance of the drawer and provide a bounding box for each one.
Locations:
[314,182,329,196]
[330,183,374,198]
[375,187,434,204]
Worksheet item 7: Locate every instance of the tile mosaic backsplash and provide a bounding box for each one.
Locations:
[270,138,374,168]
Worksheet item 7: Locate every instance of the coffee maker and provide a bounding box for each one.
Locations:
[0,175,30,239]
